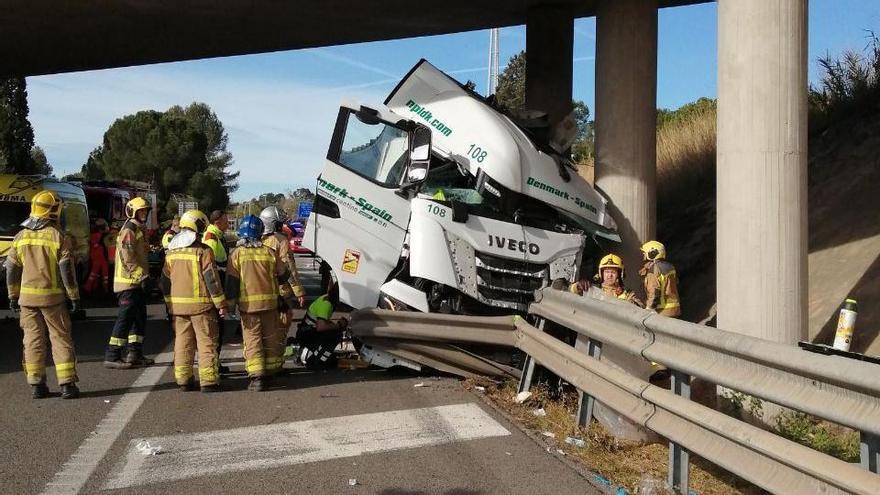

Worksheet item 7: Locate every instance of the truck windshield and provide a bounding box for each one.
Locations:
[0,202,32,237]
[422,158,592,235]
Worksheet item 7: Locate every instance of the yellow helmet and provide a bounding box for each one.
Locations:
[598,253,625,279]
[180,209,208,235]
[641,240,666,261]
[30,190,63,220]
[125,196,151,219]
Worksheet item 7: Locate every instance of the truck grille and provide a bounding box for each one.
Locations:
[475,252,548,311]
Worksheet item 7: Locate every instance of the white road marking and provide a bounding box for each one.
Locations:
[105,402,510,489]
[40,351,173,495]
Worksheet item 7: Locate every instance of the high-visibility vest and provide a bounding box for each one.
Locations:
[202,224,227,265]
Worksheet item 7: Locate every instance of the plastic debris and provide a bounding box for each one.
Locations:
[474,386,486,392]
[505,451,512,456]
[103,400,111,403]
[556,449,566,456]
[348,478,358,486]
[565,436,586,448]
[136,440,162,456]
[414,382,428,388]
[532,407,546,417]
[514,391,531,403]
[541,431,556,439]
[593,474,612,487]
[615,489,629,495]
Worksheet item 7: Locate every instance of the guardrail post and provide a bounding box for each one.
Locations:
[668,370,691,494]
[518,317,545,394]
[861,432,879,473]
[576,339,602,427]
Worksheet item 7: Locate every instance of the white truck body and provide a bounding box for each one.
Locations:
[304,59,618,315]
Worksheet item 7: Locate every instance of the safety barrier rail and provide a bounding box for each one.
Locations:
[349,289,880,495]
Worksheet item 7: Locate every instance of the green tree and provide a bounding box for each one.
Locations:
[166,102,239,194]
[494,52,594,164]
[30,145,52,175]
[0,77,37,173]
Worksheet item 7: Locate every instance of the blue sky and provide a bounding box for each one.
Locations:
[25,0,880,202]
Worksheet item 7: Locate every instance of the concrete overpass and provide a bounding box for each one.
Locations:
[1,0,808,346]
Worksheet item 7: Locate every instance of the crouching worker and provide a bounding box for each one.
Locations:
[224,215,296,391]
[159,210,226,393]
[293,283,347,369]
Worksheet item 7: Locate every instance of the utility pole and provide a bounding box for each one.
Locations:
[487,28,500,95]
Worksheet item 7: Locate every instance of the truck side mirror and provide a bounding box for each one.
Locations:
[406,124,432,184]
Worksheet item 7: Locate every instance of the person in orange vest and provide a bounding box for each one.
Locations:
[160,209,227,392]
[5,191,82,399]
[596,254,643,307]
[84,218,111,294]
[639,240,681,318]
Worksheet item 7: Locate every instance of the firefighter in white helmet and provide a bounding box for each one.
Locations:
[596,254,643,307]
[6,190,81,399]
[639,240,681,318]
[160,209,227,392]
[259,206,305,374]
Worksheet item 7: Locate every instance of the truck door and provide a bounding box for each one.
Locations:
[305,106,429,309]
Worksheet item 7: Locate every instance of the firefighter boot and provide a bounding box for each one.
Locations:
[124,349,155,368]
[201,383,221,393]
[32,383,50,399]
[61,384,80,399]
[104,359,133,369]
[179,378,197,392]
[248,377,264,392]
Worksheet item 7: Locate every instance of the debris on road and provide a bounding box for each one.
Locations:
[474,386,486,392]
[136,440,162,456]
[505,451,512,456]
[348,478,358,486]
[320,394,340,398]
[532,407,546,417]
[556,449,566,456]
[514,391,531,403]
[564,437,586,448]
[414,382,428,388]
[541,431,555,439]
[103,399,111,403]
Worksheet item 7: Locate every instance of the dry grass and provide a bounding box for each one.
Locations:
[467,378,763,495]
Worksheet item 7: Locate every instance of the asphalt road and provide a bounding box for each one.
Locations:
[0,256,598,494]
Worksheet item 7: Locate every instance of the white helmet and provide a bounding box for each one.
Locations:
[259,205,287,233]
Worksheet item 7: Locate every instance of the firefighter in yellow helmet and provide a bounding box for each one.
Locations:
[160,209,227,392]
[639,240,681,318]
[225,215,297,391]
[596,254,643,307]
[259,206,305,374]
[6,191,81,399]
[105,196,152,369]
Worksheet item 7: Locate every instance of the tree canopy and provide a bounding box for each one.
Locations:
[83,102,238,219]
[0,77,49,174]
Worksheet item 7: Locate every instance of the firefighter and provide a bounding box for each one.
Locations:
[639,240,681,318]
[225,215,296,391]
[84,218,110,294]
[202,210,229,370]
[259,206,305,372]
[596,254,643,307]
[6,190,81,399]
[161,215,180,249]
[293,282,347,369]
[105,197,152,369]
[160,209,226,392]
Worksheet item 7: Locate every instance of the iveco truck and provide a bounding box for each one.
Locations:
[304,60,619,373]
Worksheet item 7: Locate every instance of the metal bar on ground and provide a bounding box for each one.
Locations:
[517,317,544,394]
[668,370,691,494]
[576,339,603,427]
[862,432,880,473]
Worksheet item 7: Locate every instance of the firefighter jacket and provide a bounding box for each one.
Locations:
[600,283,644,308]
[262,232,305,298]
[161,230,175,249]
[640,260,681,317]
[113,220,149,293]
[202,224,227,266]
[159,242,225,315]
[5,224,79,307]
[225,243,293,313]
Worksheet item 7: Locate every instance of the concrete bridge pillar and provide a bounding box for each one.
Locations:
[717,0,808,343]
[594,0,658,291]
[525,5,574,128]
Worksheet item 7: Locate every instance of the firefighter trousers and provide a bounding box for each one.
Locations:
[241,311,281,377]
[173,312,220,386]
[106,288,147,361]
[20,304,78,385]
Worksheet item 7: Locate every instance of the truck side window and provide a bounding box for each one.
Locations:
[335,113,409,187]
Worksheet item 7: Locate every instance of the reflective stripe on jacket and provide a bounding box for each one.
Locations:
[262,232,304,298]
[202,224,227,265]
[642,260,681,317]
[225,244,288,313]
[113,220,149,293]
[160,243,225,315]
[5,225,79,306]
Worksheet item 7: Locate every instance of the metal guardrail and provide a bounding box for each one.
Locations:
[350,289,880,495]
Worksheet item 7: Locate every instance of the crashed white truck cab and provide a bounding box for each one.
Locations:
[304,60,619,374]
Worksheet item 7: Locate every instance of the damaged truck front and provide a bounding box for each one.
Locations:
[304,60,619,376]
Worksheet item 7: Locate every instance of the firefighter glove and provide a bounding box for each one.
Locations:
[9,298,19,312]
[70,300,80,313]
